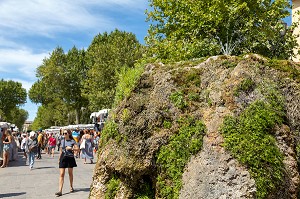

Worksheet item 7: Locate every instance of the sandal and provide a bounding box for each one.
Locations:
[70,187,74,193]
[55,192,62,197]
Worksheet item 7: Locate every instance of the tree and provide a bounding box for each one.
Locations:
[9,108,28,130]
[146,0,298,61]
[83,29,144,111]
[0,79,27,121]
[29,46,89,124]
[62,47,89,124]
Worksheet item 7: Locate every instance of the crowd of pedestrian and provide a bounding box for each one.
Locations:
[0,126,101,196]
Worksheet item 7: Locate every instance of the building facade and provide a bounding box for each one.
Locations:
[293,0,300,62]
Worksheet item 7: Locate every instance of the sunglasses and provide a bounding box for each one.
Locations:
[63,133,68,135]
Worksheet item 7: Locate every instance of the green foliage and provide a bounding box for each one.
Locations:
[234,78,256,96]
[156,117,206,199]
[220,93,285,198]
[134,180,155,199]
[29,47,88,124]
[171,68,202,88]
[105,176,121,199]
[221,60,238,68]
[83,29,144,111]
[163,120,172,129]
[0,79,27,121]
[9,108,28,130]
[121,108,131,124]
[114,62,145,107]
[267,59,300,82]
[100,120,119,147]
[169,91,187,110]
[188,92,200,102]
[146,0,298,61]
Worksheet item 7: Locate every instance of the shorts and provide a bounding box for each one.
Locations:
[49,146,56,150]
[59,154,77,168]
[3,144,10,152]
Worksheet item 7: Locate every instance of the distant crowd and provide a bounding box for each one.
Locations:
[0,127,101,196]
[0,128,100,168]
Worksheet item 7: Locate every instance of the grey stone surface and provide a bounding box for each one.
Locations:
[0,151,95,199]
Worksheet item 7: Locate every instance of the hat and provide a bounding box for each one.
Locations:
[30,131,36,137]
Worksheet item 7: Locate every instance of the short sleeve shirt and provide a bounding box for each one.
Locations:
[61,139,76,149]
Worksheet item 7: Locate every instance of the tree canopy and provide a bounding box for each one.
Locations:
[146,0,298,61]
[82,29,144,111]
[29,29,143,128]
[0,79,28,126]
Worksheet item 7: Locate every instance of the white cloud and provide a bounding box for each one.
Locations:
[0,48,49,80]
[0,0,147,37]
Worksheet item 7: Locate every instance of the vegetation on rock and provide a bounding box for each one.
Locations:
[156,116,206,199]
[221,83,286,198]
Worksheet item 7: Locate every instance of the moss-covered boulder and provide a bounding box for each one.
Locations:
[90,55,300,199]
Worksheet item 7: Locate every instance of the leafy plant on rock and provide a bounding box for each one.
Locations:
[221,84,286,198]
[156,116,206,199]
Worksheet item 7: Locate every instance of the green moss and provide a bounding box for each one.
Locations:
[221,59,238,68]
[188,92,200,101]
[163,120,172,129]
[220,85,285,198]
[267,59,300,82]
[105,176,121,199]
[171,68,202,88]
[121,108,131,124]
[234,78,256,96]
[156,116,206,199]
[169,91,187,110]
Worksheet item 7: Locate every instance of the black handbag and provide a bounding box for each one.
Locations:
[62,139,74,158]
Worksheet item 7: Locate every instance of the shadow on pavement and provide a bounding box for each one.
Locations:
[0,192,26,198]
[34,166,56,170]
[75,187,90,192]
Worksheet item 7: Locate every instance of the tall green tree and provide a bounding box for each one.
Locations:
[29,46,88,124]
[83,29,144,111]
[0,79,27,121]
[146,0,298,61]
[63,47,89,124]
[9,108,28,130]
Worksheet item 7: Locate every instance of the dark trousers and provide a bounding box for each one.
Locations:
[37,145,42,159]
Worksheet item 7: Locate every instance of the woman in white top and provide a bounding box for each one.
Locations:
[21,133,28,159]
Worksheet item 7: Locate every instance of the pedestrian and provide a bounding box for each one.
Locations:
[48,133,56,157]
[80,129,94,164]
[37,131,43,159]
[55,129,78,197]
[56,130,63,151]
[26,131,38,170]
[0,128,4,166]
[1,129,12,168]
[21,133,28,160]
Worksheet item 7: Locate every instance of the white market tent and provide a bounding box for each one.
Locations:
[0,122,10,128]
[90,109,110,119]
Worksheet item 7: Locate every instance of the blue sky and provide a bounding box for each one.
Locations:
[0,0,149,121]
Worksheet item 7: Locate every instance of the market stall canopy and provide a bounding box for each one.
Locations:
[0,122,9,128]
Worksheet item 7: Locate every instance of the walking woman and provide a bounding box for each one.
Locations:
[80,129,94,164]
[1,129,12,168]
[26,131,38,170]
[55,129,78,197]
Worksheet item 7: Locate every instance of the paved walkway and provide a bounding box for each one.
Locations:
[0,150,96,199]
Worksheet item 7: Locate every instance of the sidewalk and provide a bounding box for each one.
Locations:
[0,151,96,199]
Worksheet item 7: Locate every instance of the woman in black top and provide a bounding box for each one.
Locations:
[55,129,79,197]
